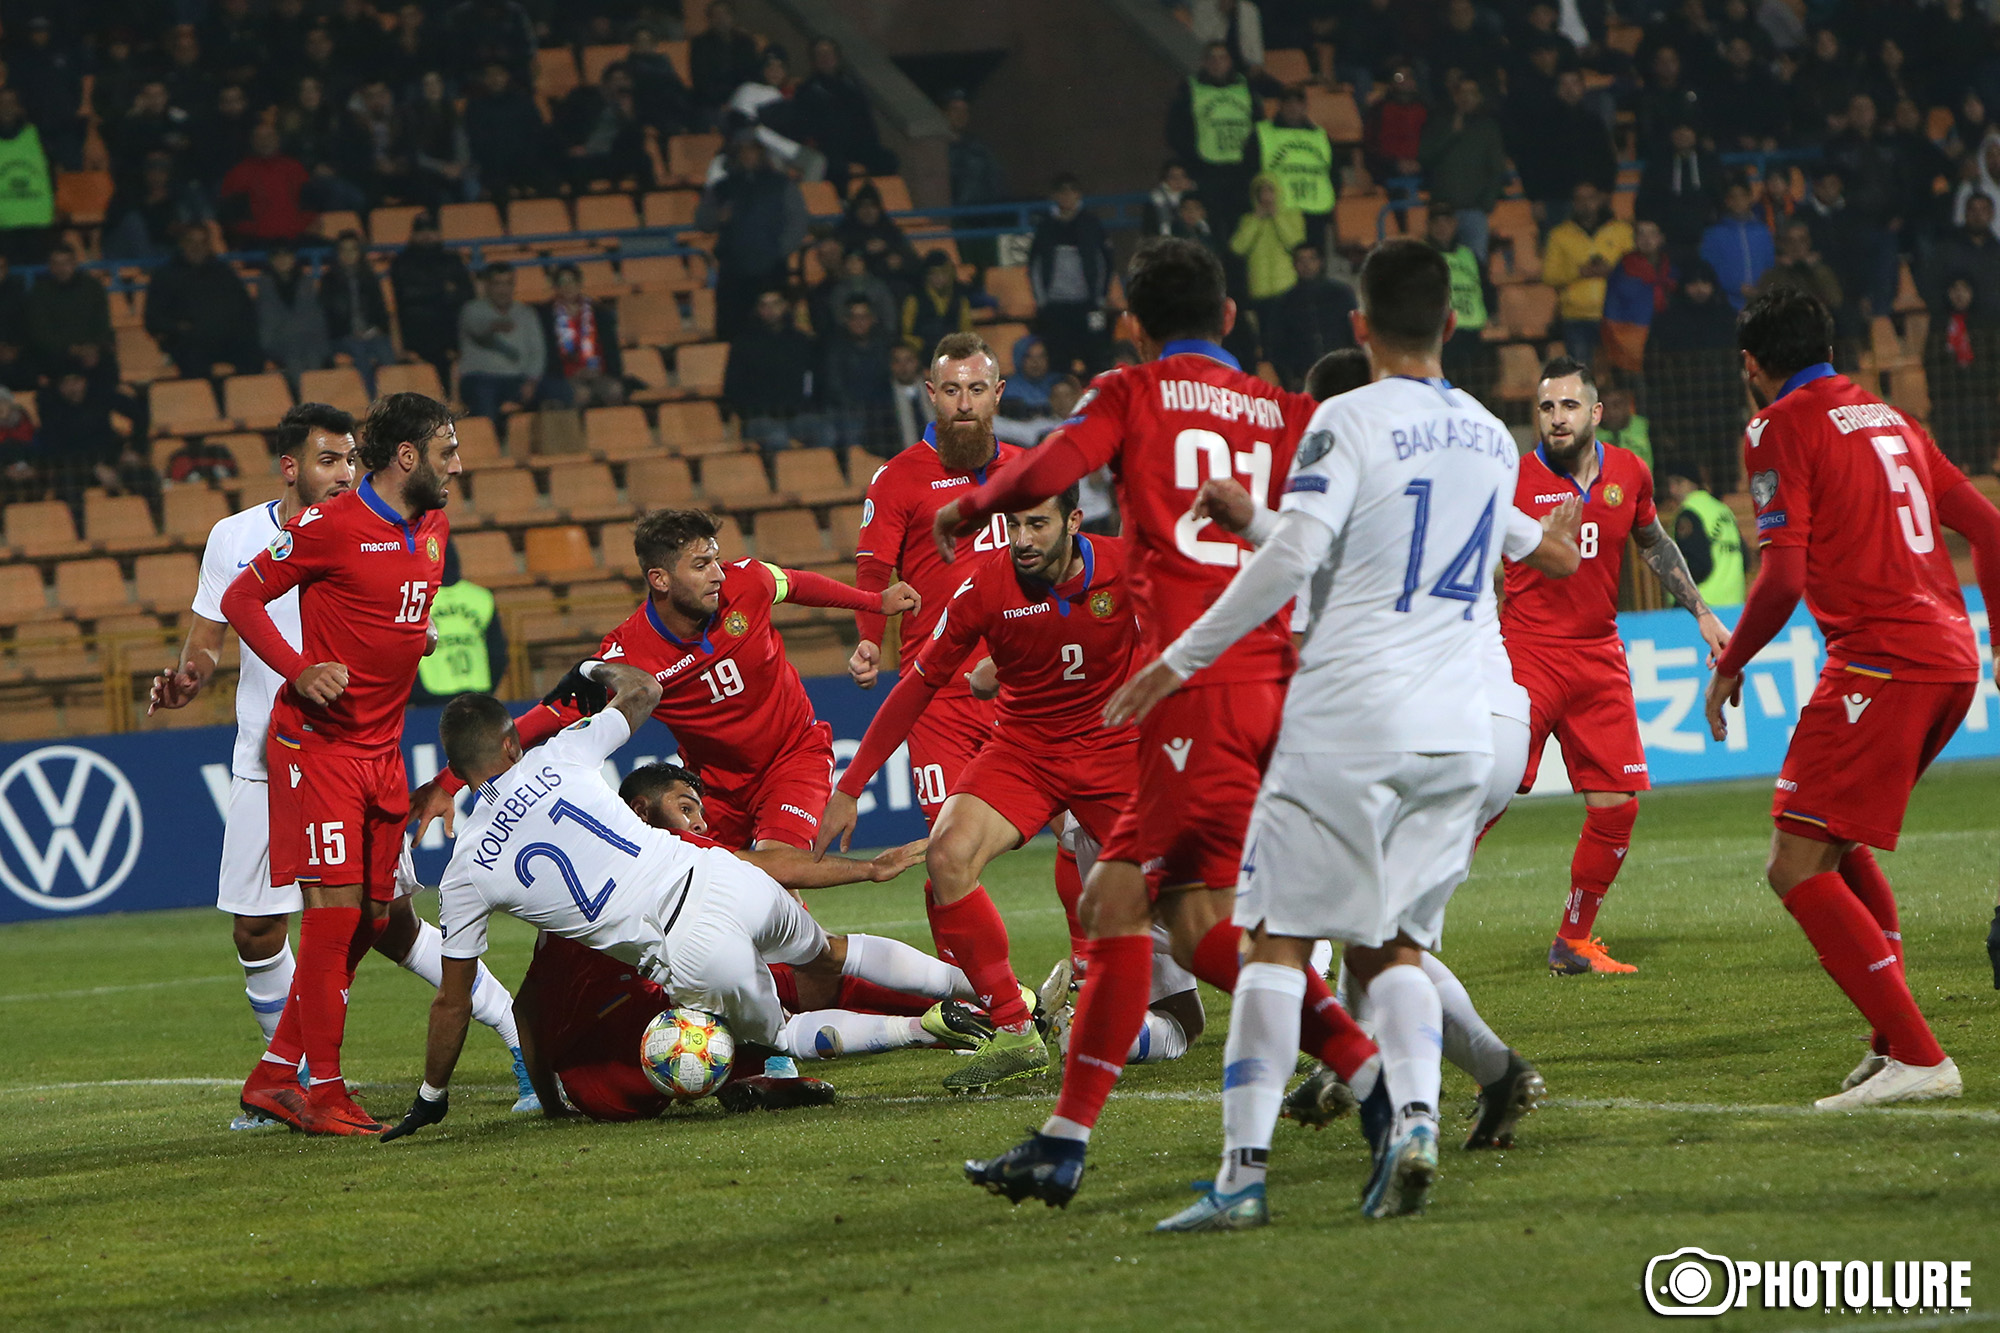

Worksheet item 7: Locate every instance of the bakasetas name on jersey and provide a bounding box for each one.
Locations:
[1157,379,1286,427]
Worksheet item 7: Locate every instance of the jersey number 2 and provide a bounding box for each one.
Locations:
[1870,434,1936,554]
[1173,429,1272,567]
[514,799,640,922]
[1397,482,1495,620]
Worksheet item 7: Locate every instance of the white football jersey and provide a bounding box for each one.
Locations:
[439,710,712,971]
[192,499,302,780]
[1278,376,1520,753]
[1487,506,1543,725]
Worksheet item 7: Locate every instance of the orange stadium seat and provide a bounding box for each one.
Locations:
[871,178,914,212]
[1496,343,1543,401]
[56,169,115,225]
[661,39,692,84]
[576,259,626,298]
[439,202,505,243]
[6,620,95,683]
[775,448,859,506]
[1263,49,1313,86]
[369,205,424,247]
[752,508,827,566]
[524,524,601,580]
[317,209,365,240]
[8,498,89,558]
[511,265,555,303]
[224,373,294,431]
[466,468,547,525]
[536,47,580,102]
[0,563,53,624]
[713,513,748,561]
[983,267,1036,320]
[598,520,640,577]
[509,197,573,239]
[801,181,842,218]
[1306,88,1363,143]
[666,134,722,186]
[1497,284,1556,340]
[700,452,774,509]
[453,529,534,588]
[655,399,734,455]
[375,361,446,400]
[55,558,133,617]
[84,493,165,554]
[298,367,371,419]
[584,406,654,459]
[232,476,285,508]
[623,346,672,402]
[626,455,696,509]
[116,326,170,382]
[641,191,700,229]
[674,343,728,398]
[546,461,628,522]
[453,415,511,469]
[623,254,695,294]
[826,503,866,561]
[504,412,539,458]
[149,379,232,437]
[619,290,682,345]
[162,486,230,546]
[577,194,640,234]
[581,44,629,85]
[213,433,275,478]
[133,552,198,611]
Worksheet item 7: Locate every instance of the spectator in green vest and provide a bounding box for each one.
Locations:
[1597,380,1652,470]
[0,90,55,266]
[1167,42,1260,238]
[1427,210,1494,393]
[1231,174,1305,345]
[1666,472,1746,608]
[413,540,508,705]
[1243,87,1336,251]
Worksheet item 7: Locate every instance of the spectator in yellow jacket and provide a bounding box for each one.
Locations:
[1231,172,1305,356]
[1542,180,1632,366]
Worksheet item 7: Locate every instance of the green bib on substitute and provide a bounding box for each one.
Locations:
[1443,245,1488,332]
[1677,489,1745,607]
[0,125,53,230]
[1254,121,1334,214]
[418,581,498,694]
[1190,78,1255,164]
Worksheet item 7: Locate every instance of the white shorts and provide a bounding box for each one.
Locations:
[215,777,303,918]
[1482,714,1531,831]
[661,849,829,1046]
[1235,749,1490,951]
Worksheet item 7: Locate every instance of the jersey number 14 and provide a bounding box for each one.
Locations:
[1397,482,1495,620]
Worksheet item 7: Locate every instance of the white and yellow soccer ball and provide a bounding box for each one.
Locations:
[639,1008,735,1100]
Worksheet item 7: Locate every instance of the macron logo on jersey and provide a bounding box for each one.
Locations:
[297,508,324,527]
[929,477,971,490]
[1746,419,1770,449]
[1162,738,1193,772]
[358,540,401,552]
[1844,693,1872,723]
[602,643,625,660]
[1002,604,1048,620]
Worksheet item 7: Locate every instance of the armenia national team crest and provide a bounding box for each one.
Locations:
[1088,589,1117,619]
[426,535,440,561]
[1604,483,1624,508]
[723,610,749,637]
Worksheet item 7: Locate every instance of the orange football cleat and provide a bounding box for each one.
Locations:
[239,1059,307,1130]
[1548,934,1637,975]
[298,1082,383,1137]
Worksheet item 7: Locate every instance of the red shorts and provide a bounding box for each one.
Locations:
[522,934,671,1122]
[1511,637,1652,794]
[1774,666,1975,850]
[908,687,996,823]
[1099,680,1282,894]
[265,738,409,900]
[700,721,835,850]
[954,730,1137,847]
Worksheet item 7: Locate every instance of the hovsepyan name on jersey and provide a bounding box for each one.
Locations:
[1391,415,1514,463]
[471,765,565,870]
[1158,380,1286,428]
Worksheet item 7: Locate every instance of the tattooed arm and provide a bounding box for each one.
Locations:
[1634,517,1730,664]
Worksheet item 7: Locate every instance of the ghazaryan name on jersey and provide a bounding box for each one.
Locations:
[1827,403,1908,434]
[1158,380,1286,428]
[1392,415,1513,462]
[470,765,564,870]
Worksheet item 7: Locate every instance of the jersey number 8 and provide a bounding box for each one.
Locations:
[1173,429,1273,567]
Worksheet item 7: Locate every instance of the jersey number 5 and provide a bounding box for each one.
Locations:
[1870,434,1936,554]
[1173,428,1273,567]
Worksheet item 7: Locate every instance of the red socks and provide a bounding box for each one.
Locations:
[1783,871,1944,1068]
[1559,800,1638,940]
[923,880,955,966]
[1188,921,1377,1081]
[1190,920,1243,990]
[262,975,306,1067]
[295,905,364,1085]
[928,888,1029,1028]
[835,976,934,1016]
[1052,934,1152,1128]
[1839,847,1903,1057]
[1054,844,1087,962]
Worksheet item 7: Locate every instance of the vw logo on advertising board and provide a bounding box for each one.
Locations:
[0,745,144,912]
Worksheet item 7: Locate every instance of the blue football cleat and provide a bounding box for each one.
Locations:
[1154,1180,1270,1232]
[764,1055,800,1079]
[965,1131,1086,1208]
[1361,1117,1439,1219]
[509,1047,541,1114]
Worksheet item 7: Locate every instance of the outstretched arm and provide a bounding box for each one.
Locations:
[382,955,478,1141]
[1705,545,1807,741]
[780,565,919,619]
[1634,517,1729,662]
[738,838,928,889]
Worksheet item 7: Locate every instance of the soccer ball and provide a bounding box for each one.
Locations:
[639,1008,735,1100]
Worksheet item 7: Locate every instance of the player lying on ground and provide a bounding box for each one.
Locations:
[1501,358,1730,975]
[933,238,1381,1207]
[379,663,985,1140]
[820,485,1147,1091]
[1705,287,2000,1109]
[1196,472,1580,1148]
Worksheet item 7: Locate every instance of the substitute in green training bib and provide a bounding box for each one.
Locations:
[414,541,509,703]
[1247,87,1335,250]
[1667,473,1746,607]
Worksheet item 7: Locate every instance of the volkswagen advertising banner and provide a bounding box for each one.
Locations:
[2,594,1995,924]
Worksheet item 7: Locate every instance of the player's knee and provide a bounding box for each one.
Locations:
[924,829,980,892]
[233,915,286,958]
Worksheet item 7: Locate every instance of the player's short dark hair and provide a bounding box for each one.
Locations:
[1737,286,1834,382]
[930,330,995,374]
[438,692,515,778]
[619,761,705,806]
[1055,482,1081,519]
[633,508,722,573]
[1306,348,1371,401]
[1538,354,1597,399]
[274,402,357,460]
[1356,240,1452,351]
[1125,237,1228,344]
[357,392,454,472]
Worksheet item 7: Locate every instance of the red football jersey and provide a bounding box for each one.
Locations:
[598,559,821,786]
[521,932,670,1122]
[915,534,1142,747]
[1744,370,1978,680]
[1041,342,1309,683]
[1503,441,1657,644]
[228,477,446,755]
[855,426,1022,685]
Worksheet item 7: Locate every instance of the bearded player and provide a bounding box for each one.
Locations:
[1705,288,2000,1109]
[821,486,1146,1091]
[1505,357,1729,975]
[932,238,1380,1207]
[221,393,461,1136]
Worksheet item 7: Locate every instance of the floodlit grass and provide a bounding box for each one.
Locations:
[6,765,2000,1330]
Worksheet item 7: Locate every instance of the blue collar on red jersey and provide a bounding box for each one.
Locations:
[1534,439,1606,500]
[1777,362,1838,400]
[645,595,714,653]
[1022,534,1096,616]
[922,421,994,484]
[1160,339,1240,371]
[356,475,416,551]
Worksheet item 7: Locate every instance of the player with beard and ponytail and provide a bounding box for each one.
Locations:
[933,238,1380,1207]
[222,393,462,1136]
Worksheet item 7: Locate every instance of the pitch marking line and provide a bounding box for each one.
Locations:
[0,976,235,1004]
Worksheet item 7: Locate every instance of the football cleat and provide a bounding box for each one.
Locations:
[240,1059,308,1131]
[1842,1052,1889,1091]
[1548,934,1637,975]
[1154,1180,1270,1233]
[717,1074,836,1113]
[922,999,994,1051]
[509,1047,541,1114]
[1813,1056,1962,1111]
[1280,1063,1358,1129]
[1038,957,1076,1043]
[965,1131,1086,1208]
[1023,982,1051,1039]
[1357,1076,1394,1159]
[942,1024,1049,1093]
[1464,1051,1545,1150]
[227,1109,288,1132]
[298,1082,383,1137]
[1362,1113,1439,1219]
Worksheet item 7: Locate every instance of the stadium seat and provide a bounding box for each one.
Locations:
[752,508,827,566]
[133,552,198,611]
[504,411,539,458]
[675,343,728,397]
[700,452,774,509]
[1263,49,1313,86]
[826,503,866,561]
[55,169,114,225]
[1496,343,1543,401]
[55,558,133,617]
[685,288,716,340]
[575,259,626,299]
[666,133,722,186]
[713,513,748,561]
[162,485,230,547]
[536,46,581,102]
[0,563,53,624]
[453,529,534,588]
[598,519,640,576]
[439,202,505,243]
[512,265,555,303]
[641,191,700,229]
[625,455,696,508]
[232,476,285,508]
[576,194,639,234]
[656,400,733,454]
[1497,284,1556,340]
[369,205,424,247]
[524,524,601,580]
[466,468,547,525]
[584,405,654,459]
[661,38,692,83]
[116,325,170,382]
[454,415,513,470]
[1888,365,1930,418]
[774,448,860,506]
[546,462,627,521]
[316,209,365,240]
[983,267,1036,320]
[6,620,95,683]
[509,197,573,239]
[623,254,698,294]
[871,177,914,212]
[374,361,446,400]
[1306,88,1363,143]
[298,367,371,419]
[801,180,842,218]
[148,379,232,437]
[619,289,682,345]
[224,373,294,431]
[8,498,89,558]
[581,43,630,85]
[84,493,166,554]
[623,346,672,402]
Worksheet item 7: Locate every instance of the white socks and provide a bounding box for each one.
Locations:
[841,932,973,1000]
[1421,953,1512,1087]
[777,1009,928,1060]
[1217,962,1306,1195]
[241,943,293,1041]
[396,919,521,1049]
[1365,963,1443,1119]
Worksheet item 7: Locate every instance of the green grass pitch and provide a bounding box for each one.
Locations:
[6,764,2000,1331]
